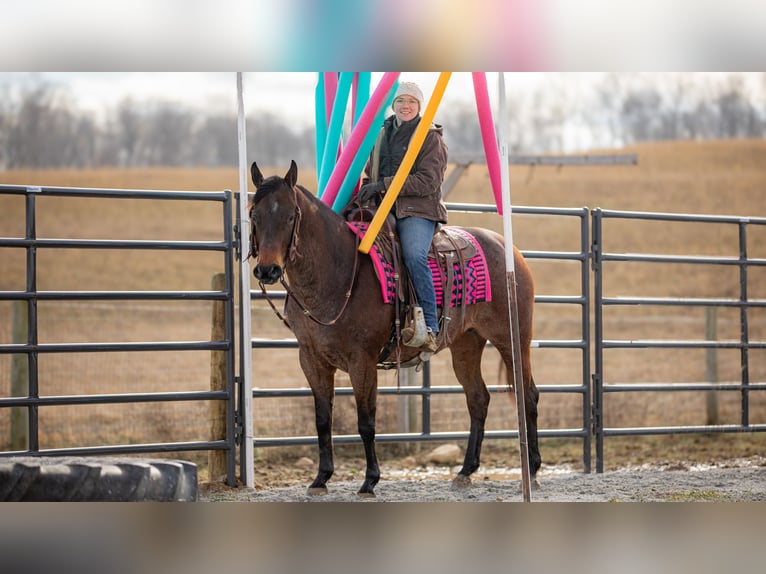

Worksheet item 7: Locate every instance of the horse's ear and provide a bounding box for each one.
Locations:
[285,160,298,188]
[251,162,264,187]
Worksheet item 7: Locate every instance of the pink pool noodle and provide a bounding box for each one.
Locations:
[472,72,504,215]
[321,72,400,208]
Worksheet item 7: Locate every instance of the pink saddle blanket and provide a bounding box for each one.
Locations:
[346,223,491,307]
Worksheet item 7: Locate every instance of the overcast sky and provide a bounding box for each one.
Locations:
[0,72,549,126]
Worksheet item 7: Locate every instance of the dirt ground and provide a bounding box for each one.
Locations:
[200,462,766,503]
[200,449,766,502]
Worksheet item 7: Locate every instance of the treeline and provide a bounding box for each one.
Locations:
[446,73,766,156]
[0,82,316,169]
[1,73,764,169]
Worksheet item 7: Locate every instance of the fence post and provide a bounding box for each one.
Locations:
[209,273,227,481]
[397,367,419,452]
[10,300,29,450]
[705,307,719,425]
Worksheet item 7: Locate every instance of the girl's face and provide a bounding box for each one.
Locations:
[393,96,419,122]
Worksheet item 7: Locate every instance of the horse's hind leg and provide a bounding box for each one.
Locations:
[450,329,491,489]
[495,339,542,483]
[526,374,542,480]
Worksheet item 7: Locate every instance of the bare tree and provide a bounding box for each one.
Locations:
[191,114,238,166]
[438,103,483,158]
[141,103,196,166]
[114,98,144,167]
[716,76,762,138]
[248,112,313,168]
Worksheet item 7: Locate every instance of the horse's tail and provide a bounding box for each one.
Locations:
[496,355,515,392]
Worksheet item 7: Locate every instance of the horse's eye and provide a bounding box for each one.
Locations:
[287,214,295,224]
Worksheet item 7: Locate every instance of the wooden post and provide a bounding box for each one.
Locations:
[10,300,29,451]
[208,273,227,482]
[705,307,719,425]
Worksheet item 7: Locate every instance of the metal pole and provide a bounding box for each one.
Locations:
[236,72,254,488]
[497,73,532,502]
[705,307,719,426]
[208,273,227,481]
[738,222,749,426]
[10,300,29,450]
[592,208,604,473]
[26,192,39,453]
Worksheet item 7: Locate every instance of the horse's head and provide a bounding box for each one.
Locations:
[249,160,301,284]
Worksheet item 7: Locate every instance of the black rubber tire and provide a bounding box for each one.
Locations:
[0,457,198,501]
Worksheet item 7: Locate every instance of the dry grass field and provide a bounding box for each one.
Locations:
[1,139,765,472]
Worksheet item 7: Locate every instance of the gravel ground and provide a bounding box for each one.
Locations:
[200,457,766,502]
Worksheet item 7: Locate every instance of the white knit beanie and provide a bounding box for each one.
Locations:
[393,82,424,111]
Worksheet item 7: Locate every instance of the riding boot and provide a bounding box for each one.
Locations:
[419,329,438,353]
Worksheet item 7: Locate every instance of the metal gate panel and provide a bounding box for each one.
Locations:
[0,185,239,485]
[592,208,766,472]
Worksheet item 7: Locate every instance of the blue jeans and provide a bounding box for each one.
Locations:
[396,216,439,333]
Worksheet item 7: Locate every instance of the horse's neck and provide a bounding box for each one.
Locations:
[287,193,356,299]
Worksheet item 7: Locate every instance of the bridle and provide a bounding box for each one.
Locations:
[249,183,360,328]
[247,184,302,265]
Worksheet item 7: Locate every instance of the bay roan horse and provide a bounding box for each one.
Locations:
[249,160,540,497]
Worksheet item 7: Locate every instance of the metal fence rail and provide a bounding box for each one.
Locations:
[250,203,594,471]
[592,208,766,472]
[5,183,765,483]
[0,184,238,484]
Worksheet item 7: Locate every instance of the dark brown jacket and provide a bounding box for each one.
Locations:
[366,115,448,223]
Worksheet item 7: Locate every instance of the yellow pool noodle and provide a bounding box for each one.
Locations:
[358,72,452,254]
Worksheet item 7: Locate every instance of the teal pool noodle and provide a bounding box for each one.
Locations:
[353,72,371,126]
[320,72,399,209]
[332,81,398,213]
[314,75,327,192]
[318,72,353,196]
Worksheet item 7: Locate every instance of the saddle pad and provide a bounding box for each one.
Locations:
[347,223,491,307]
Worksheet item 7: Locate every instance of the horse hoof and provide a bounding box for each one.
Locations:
[357,491,376,499]
[532,478,541,491]
[307,486,328,496]
[451,474,472,490]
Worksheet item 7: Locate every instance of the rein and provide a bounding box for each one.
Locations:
[253,186,362,328]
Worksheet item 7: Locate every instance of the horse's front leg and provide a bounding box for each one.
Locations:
[350,361,380,497]
[301,351,337,495]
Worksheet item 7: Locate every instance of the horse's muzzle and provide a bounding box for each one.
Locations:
[253,264,283,284]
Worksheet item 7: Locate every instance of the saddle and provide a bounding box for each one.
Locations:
[344,201,490,368]
[431,226,477,262]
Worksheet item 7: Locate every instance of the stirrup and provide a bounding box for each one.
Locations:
[402,306,427,347]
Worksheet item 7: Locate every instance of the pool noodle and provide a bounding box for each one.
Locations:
[318,72,353,196]
[353,72,371,125]
[347,72,372,199]
[323,72,337,124]
[317,73,339,198]
[472,72,504,215]
[320,72,400,208]
[331,83,398,213]
[314,75,327,184]
[359,72,453,254]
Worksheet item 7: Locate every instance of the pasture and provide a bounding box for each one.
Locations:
[1,139,765,474]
